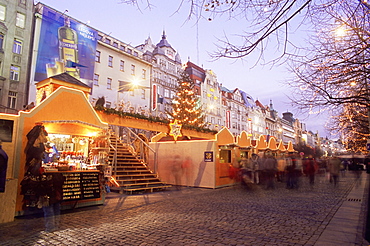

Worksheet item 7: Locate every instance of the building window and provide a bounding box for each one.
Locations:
[93,74,99,86]
[0,5,5,21]
[131,64,135,75]
[119,45,125,51]
[141,89,145,99]
[120,60,124,71]
[127,48,132,54]
[113,42,118,48]
[10,65,20,81]
[106,102,111,108]
[8,91,17,109]
[107,78,112,89]
[95,51,101,62]
[105,38,110,44]
[13,39,22,54]
[108,56,113,67]
[142,69,146,79]
[164,89,169,98]
[133,51,138,57]
[0,33,4,50]
[97,34,103,41]
[16,12,25,28]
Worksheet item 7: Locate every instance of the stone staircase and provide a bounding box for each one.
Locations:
[108,135,171,194]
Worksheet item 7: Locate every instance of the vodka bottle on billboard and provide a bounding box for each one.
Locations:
[58,17,79,78]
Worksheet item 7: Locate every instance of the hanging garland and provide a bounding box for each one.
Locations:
[94,106,217,134]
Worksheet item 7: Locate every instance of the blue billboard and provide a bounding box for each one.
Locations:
[34,6,98,82]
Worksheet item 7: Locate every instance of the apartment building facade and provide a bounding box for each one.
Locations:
[0,0,33,114]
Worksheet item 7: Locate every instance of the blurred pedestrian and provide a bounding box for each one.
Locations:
[365,155,370,174]
[172,155,182,190]
[286,154,299,189]
[181,156,192,186]
[303,155,317,187]
[263,153,277,189]
[43,172,65,232]
[328,156,341,187]
[251,153,261,184]
[0,140,8,193]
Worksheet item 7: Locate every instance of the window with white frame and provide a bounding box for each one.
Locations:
[141,89,145,99]
[108,56,113,67]
[16,12,25,28]
[120,60,124,71]
[95,50,101,62]
[10,65,20,81]
[0,5,5,21]
[164,89,169,98]
[105,102,111,108]
[142,69,146,79]
[131,64,135,75]
[7,91,16,109]
[13,39,22,54]
[107,78,112,89]
[93,74,99,86]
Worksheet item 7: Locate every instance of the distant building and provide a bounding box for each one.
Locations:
[136,32,182,118]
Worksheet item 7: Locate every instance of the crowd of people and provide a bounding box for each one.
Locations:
[230,152,355,190]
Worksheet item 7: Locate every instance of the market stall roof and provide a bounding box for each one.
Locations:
[255,135,268,150]
[267,137,278,151]
[216,127,235,146]
[286,141,295,152]
[20,87,108,136]
[277,140,287,152]
[35,73,91,105]
[237,131,252,148]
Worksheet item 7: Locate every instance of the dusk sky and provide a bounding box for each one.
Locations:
[37,0,330,137]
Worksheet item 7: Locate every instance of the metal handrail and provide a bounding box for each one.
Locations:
[109,140,117,178]
[120,127,158,174]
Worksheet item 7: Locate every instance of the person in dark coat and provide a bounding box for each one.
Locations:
[24,124,48,175]
[303,155,317,187]
[0,140,8,193]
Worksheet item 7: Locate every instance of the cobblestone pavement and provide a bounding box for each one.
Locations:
[0,172,368,246]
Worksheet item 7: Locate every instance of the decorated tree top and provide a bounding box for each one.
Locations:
[168,71,205,127]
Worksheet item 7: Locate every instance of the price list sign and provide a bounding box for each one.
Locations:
[62,172,100,201]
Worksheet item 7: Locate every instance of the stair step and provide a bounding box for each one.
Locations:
[115,174,157,179]
[108,133,168,194]
[121,182,167,187]
[121,185,172,193]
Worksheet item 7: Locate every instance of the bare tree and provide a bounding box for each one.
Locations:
[287,1,370,148]
[119,0,353,63]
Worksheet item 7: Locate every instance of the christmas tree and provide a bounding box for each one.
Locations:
[168,71,205,127]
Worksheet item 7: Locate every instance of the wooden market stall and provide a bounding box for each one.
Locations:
[14,86,109,216]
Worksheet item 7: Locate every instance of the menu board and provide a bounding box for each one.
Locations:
[62,172,100,201]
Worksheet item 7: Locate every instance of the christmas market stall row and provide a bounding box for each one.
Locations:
[148,126,295,189]
[0,80,110,223]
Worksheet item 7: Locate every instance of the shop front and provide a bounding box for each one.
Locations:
[14,87,109,216]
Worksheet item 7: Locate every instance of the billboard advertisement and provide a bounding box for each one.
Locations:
[34,6,98,82]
